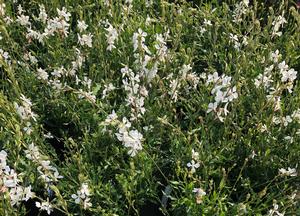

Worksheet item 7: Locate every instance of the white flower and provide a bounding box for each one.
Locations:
[77,90,96,103]
[77,20,88,32]
[102,83,116,99]
[23,186,34,201]
[282,115,292,127]
[0,150,7,169]
[38,5,47,23]
[25,143,40,160]
[191,149,199,160]
[272,14,287,37]
[116,129,143,157]
[78,33,93,47]
[125,130,143,156]
[80,183,90,196]
[268,203,285,216]
[192,187,206,196]
[57,7,71,21]
[9,186,24,206]
[51,68,63,78]
[4,169,18,188]
[36,200,53,215]
[14,95,37,121]
[0,3,5,17]
[270,50,281,63]
[71,183,92,209]
[83,197,92,209]
[199,26,206,34]
[105,110,118,124]
[17,5,24,15]
[207,102,217,113]
[133,28,150,54]
[281,68,297,83]
[105,23,118,51]
[37,68,49,80]
[71,193,81,204]
[243,0,249,6]
[203,19,212,26]
[192,187,206,204]
[16,14,30,26]
[292,109,300,122]
[279,167,297,177]
[187,160,200,173]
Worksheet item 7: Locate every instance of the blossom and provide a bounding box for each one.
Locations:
[116,129,143,157]
[105,23,118,51]
[71,183,92,209]
[282,115,292,127]
[51,68,63,78]
[36,200,53,215]
[187,160,200,173]
[132,28,150,54]
[281,68,297,83]
[77,89,96,103]
[78,33,93,47]
[77,20,88,32]
[191,149,199,160]
[57,7,71,21]
[279,167,297,177]
[102,83,116,99]
[105,110,118,124]
[0,3,5,17]
[38,5,47,23]
[23,186,34,201]
[206,73,238,120]
[25,143,41,160]
[9,186,24,206]
[268,203,285,216]
[203,18,212,26]
[272,14,287,37]
[270,50,281,63]
[192,187,206,204]
[37,68,49,80]
[0,150,7,169]
[16,14,30,26]
[14,94,37,121]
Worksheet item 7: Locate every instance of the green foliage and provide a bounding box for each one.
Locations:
[0,0,299,215]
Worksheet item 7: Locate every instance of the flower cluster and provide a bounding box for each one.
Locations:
[278,167,297,177]
[104,111,144,157]
[25,143,63,184]
[78,33,93,47]
[0,48,11,65]
[105,22,118,51]
[35,199,53,215]
[255,50,297,113]
[187,149,200,174]
[0,150,34,206]
[232,0,249,23]
[24,5,72,44]
[192,187,206,204]
[14,94,37,122]
[71,183,92,209]
[133,28,150,54]
[154,32,168,62]
[268,202,285,216]
[272,13,287,37]
[168,64,199,102]
[121,66,148,120]
[115,117,143,157]
[278,61,297,92]
[206,72,238,121]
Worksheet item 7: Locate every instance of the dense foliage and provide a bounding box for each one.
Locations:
[0,0,299,215]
